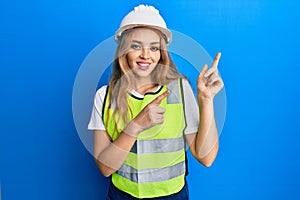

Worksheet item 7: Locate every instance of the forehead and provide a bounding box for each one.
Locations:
[129,28,160,43]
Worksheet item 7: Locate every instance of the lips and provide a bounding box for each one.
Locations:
[137,62,151,70]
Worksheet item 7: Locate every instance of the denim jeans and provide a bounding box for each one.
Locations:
[106,182,189,200]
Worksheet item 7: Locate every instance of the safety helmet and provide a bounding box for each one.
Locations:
[114,4,172,45]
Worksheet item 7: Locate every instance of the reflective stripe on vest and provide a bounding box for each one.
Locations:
[130,136,185,154]
[103,79,186,198]
[117,161,185,183]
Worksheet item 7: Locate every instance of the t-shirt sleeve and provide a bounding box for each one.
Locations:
[88,86,108,130]
[182,78,200,134]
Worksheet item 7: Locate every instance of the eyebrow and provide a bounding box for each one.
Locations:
[131,40,160,45]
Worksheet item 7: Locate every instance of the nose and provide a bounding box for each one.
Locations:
[140,47,150,59]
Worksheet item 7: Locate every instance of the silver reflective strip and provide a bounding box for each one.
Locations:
[167,79,181,104]
[117,161,185,183]
[130,137,185,154]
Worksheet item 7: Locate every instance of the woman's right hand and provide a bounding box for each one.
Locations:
[124,90,170,137]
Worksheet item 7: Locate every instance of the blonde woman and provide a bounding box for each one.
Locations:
[88,4,224,200]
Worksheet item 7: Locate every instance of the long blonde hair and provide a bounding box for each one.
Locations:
[107,27,184,132]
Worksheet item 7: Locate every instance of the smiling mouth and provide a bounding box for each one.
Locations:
[137,62,151,70]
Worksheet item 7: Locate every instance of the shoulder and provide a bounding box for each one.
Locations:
[167,78,190,86]
[180,78,195,93]
[94,85,108,103]
[180,78,192,87]
[179,78,197,101]
[95,85,108,97]
[166,78,193,91]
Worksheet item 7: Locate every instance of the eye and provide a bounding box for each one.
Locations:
[131,44,141,49]
[150,46,159,51]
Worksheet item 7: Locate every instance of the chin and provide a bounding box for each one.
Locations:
[133,69,154,79]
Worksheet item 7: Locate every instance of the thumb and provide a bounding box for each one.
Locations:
[199,64,209,79]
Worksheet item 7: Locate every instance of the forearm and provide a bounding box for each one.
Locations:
[195,98,219,162]
[95,128,139,177]
[191,51,223,166]
[95,90,170,176]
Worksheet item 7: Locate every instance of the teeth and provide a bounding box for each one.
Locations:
[138,62,150,67]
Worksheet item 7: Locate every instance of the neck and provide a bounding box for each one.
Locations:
[133,79,159,95]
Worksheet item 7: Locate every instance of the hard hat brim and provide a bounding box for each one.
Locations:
[114,24,172,45]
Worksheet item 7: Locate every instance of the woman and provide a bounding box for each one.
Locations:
[88,4,224,200]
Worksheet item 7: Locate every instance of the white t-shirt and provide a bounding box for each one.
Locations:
[88,78,199,134]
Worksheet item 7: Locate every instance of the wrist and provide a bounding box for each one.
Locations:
[198,96,214,107]
[123,120,144,137]
[197,89,214,101]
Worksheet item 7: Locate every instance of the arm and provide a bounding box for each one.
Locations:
[94,129,138,177]
[185,100,219,167]
[186,52,224,167]
[94,90,170,177]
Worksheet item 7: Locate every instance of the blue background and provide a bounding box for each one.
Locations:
[1,0,300,199]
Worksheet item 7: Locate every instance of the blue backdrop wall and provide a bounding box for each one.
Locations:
[1,0,300,199]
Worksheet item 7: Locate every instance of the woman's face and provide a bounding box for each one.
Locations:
[126,28,161,80]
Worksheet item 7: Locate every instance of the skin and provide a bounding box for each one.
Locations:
[185,52,223,167]
[94,28,224,177]
[126,28,161,93]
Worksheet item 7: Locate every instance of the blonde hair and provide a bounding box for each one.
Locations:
[107,27,184,133]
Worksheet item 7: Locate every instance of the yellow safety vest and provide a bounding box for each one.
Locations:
[103,79,186,198]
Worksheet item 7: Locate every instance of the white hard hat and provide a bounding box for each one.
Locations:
[115,4,172,45]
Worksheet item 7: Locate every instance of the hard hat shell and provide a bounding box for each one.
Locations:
[115,5,172,45]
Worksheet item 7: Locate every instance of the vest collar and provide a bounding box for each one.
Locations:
[129,85,163,100]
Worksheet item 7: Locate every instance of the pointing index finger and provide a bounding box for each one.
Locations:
[151,90,170,105]
[204,52,221,78]
[211,52,221,69]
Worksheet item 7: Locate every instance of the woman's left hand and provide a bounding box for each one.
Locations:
[197,52,224,101]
